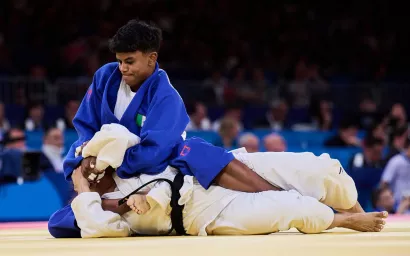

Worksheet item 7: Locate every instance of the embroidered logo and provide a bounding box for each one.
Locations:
[135,113,146,127]
[180,145,191,156]
[86,88,92,101]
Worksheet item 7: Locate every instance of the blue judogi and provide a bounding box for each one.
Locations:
[64,62,233,188]
[49,62,234,238]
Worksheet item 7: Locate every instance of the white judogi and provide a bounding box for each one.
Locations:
[70,123,355,238]
[234,151,358,210]
[71,168,334,238]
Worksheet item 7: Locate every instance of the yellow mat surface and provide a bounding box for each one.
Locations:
[1,218,410,256]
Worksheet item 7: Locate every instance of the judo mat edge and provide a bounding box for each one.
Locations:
[1,216,410,256]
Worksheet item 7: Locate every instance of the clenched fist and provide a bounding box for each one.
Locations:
[76,141,105,184]
[81,156,106,183]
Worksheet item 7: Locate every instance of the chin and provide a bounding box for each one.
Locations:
[124,78,136,86]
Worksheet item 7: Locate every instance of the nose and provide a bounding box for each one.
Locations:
[119,63,128,73]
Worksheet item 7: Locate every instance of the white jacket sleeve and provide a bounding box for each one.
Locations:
[71,192,132,238]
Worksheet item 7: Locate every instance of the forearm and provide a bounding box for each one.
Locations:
[214,159,281,192]
[101,199,131,215]
[71,192,131,238]
[396,200,410,214]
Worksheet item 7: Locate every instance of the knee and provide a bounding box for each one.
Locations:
[323,168,358,210]
[339,175,358,209]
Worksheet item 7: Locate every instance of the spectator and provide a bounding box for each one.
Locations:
[381,142,410,202]
[253,99,289,130]
[212,104,243,132]
[238,132,260,153]
[185,102,212,131]
[368,119,388,146]
[231,67,253,105]
[56,100,80,131]
[263,133,287,152]
[40,127,64,173]
[214,117,239,150]
[24,102,46,131]
[386,125,408,161]
[287,59,328,108]
[287,58,310,108]
[0,128,27,183]
[358,97,379,131]
[202,70,229,105]
[386,103,408,133]
[308,98,333,131]
[372,187,410,214]
[235,68,267,105]
[348,135,386,170]
[324,117,360,147]
[251,68,269,102]
[0,102,10,135]
[0,128,26,151]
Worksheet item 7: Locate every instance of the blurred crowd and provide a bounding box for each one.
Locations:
[0,0,409,214]
[1,0,408,80]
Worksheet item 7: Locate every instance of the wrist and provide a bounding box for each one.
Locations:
[78,185,91,193]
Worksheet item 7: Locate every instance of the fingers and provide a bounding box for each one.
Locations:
[81,157,105,183]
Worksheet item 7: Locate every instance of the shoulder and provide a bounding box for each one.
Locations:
[151,69,182,100]
[93,62,120,91]
[387,154,406,167]
[95,62,118,79]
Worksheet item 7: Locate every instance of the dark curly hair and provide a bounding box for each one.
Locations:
[108,19,162,53]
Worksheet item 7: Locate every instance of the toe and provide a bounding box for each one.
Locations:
[376,219,385,225]
[126,199,134,207]
[377,211,388,218]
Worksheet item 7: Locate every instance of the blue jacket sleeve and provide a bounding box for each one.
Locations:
[116,91,189,178]
[63,77,103,180]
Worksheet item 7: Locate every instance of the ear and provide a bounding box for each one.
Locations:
[148,52,158,66]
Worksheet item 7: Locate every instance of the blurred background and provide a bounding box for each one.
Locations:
[1,0,410,221]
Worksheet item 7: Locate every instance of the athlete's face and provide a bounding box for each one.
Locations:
[116,51,157,90]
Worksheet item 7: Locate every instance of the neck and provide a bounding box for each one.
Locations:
[364,153,373,162]
[129,84,142,92]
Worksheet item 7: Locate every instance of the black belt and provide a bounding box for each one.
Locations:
[118,172,187,236]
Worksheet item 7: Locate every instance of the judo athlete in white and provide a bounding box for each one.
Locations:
[48,124,388,238]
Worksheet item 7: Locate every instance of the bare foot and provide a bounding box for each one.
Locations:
[126,194,151,215]
[342,211,388,232]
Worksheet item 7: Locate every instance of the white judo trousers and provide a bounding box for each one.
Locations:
[233,151,358,210]
[72,124,354,237]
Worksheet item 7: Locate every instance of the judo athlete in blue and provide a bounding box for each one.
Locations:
[48,20,276,238]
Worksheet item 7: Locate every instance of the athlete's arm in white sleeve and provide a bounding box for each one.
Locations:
[71,192,132,238]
